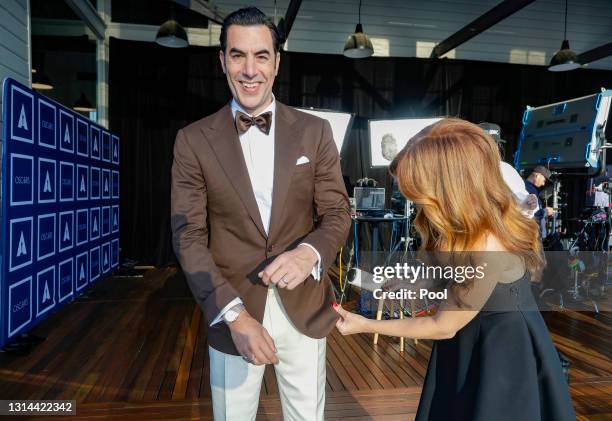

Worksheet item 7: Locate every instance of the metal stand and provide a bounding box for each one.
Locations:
[568,268,582,301]
[338,245,354,305]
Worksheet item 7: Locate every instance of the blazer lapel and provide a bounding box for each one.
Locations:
[203,105,267,239]
[268,103,303,243]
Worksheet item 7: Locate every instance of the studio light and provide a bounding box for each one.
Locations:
[549,0,580,72]
[343,0,373,58]
[155,19,189,48]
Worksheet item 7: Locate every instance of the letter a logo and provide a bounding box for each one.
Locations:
[113,213,118,228]
[64,222,70,241]
[64,125,71,144]
[93,137,98,152]
[18,105,29,130]
[80,175,86,192]
[79,263,85,280]
[93,216,98,232]
[44,171,52,193]
[42,281,51,303]
[17,232,27,256]
[114,144,118,159]
[104,251,108,266]
[104,178,109,193]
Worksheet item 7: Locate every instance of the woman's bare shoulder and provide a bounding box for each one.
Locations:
[474,232,507,252]
[472,233,524,282]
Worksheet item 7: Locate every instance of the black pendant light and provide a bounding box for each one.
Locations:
[73,92,96,113]
[343,0,373,58]
[549,0,580,71]
[32,68,54,90]
[156,19,188,48]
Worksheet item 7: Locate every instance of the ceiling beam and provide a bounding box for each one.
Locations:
[430,0,535,59]
[278,0,302,45]
[171,0,227,26]
[578,42,612,65]
[63,0,107,40]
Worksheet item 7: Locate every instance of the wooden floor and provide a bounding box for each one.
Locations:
[0,266,610,420]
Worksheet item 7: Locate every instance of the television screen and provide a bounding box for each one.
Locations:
[369,117,441,167]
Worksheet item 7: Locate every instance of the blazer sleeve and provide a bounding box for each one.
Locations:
[171,129,240,322]
[301,120,351,273]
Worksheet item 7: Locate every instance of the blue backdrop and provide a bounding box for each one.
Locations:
[0,78,120,347]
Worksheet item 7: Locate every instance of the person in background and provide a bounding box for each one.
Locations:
[477,122,538,217]
[525,165,556,238]
[478,122,506,159]
[500,161,539,217]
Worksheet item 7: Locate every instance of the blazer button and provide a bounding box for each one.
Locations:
[267,245,275,253]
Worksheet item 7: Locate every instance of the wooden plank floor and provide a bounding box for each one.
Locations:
[0,266,610,420]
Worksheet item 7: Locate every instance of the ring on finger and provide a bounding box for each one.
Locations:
[280,276,289,286]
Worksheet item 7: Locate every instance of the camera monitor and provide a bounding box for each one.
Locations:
[354,187,385,211]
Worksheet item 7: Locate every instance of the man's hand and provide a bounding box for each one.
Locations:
[228,310,278,365]
[258,245,318,290]
[545,207,556,217]
[520,194,538,212]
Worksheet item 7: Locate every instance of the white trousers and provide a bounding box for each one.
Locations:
[209,286,326,421]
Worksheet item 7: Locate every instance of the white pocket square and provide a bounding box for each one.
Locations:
[296,156,310,165]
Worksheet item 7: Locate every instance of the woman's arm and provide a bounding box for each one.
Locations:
[335,295,487,340]
[365,309,479,340]
[335,248,510,339]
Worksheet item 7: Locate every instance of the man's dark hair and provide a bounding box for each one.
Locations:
[220,7,281,53]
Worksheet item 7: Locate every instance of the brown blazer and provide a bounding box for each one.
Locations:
[171,101,351,355]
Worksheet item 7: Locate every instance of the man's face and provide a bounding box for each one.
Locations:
[381,136,398,161]
[533,173,546,188]
[219,24,279,116]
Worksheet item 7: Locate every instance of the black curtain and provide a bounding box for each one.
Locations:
[109,37,612,265]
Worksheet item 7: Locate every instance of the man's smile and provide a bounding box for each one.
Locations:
[238,81,263,93]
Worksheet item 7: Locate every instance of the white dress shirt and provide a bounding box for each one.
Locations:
[210,97,321,325]
[500,161,539,218]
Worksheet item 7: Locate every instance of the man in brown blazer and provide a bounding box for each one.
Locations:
[171,7,350,421]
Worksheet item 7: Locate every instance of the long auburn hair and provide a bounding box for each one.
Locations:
[389,118,543,281]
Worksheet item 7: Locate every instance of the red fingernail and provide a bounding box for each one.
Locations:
[332,302,338,309]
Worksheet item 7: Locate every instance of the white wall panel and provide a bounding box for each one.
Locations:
[0,0,31,134]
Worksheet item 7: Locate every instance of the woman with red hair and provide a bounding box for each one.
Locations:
[334,118,575,420]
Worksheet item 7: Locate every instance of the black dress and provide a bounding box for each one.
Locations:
[416,272,576,421]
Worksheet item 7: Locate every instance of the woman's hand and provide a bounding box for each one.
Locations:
[333,303,369,335]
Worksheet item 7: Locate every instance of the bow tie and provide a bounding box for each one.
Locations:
[235,111,272,135]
